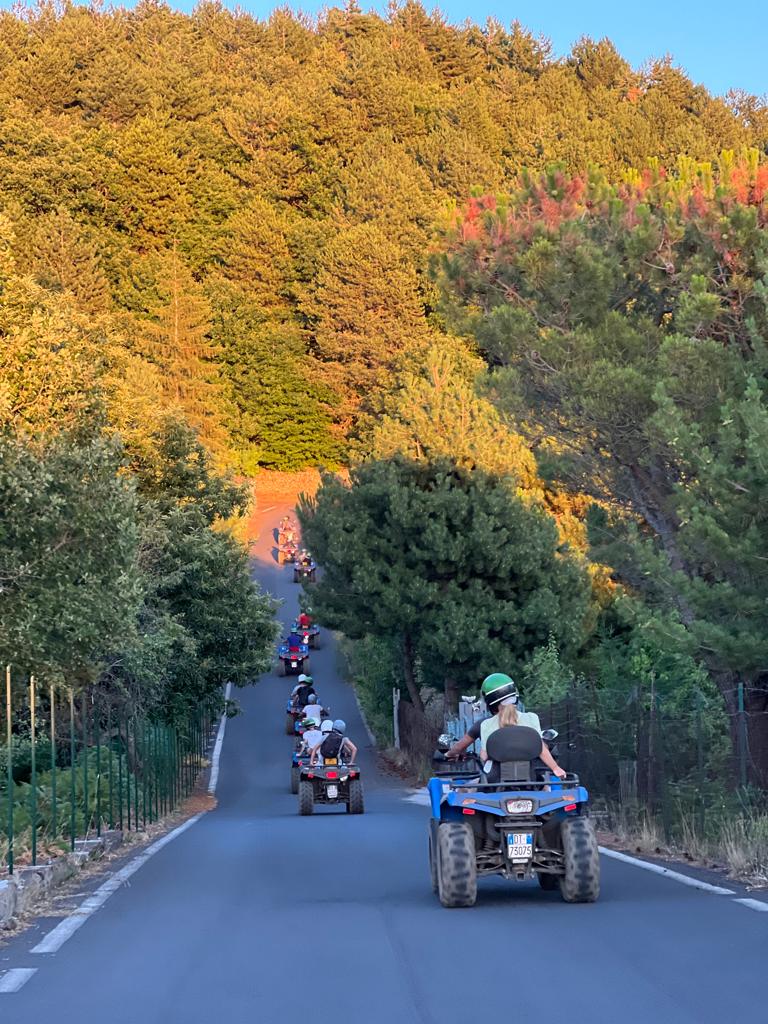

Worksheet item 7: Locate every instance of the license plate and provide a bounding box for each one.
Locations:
[325,759,338,766]
[507,833,533,861]
[326,785,338,799]
[291,661,297,668]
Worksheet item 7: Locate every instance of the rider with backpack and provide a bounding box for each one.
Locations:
[310,719,357,766]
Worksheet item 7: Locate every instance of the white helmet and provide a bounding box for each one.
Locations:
[320,720,333,734]
[297,673,308,683]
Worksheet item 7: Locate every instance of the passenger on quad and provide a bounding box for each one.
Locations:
[290,673,311,698]
[311,719,357,765]
[299,719,324,755]
[446,673,544,760]
[291,676,316,709]
[304,693,328,719]
[299,550,312,566]
[298,611,313,628]
[485,702,565,780]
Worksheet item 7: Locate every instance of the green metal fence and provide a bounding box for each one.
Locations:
[1,666,217,875]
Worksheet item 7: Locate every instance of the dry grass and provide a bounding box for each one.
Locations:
[600,802,768,888]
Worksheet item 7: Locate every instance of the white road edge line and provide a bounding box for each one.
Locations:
[733,897,768,912]
[208,681,233,795]
[598,848,735,894]
[30,688,234,957]
[0,968,38,993]
[31,813,204,955]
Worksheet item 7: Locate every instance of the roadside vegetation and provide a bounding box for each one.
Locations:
[1,2,767,879]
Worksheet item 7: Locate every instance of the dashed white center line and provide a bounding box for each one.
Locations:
[0,968,38,993]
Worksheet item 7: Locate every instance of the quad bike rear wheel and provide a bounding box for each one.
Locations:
[285,713,295,736]
[298,781,314,816]
[347,778,365,814]
[437,822,477,908]
[290,765,300,794]
[560,817,600,903]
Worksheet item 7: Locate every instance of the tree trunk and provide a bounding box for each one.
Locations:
[401,632,423,713]
[444,675,460,715]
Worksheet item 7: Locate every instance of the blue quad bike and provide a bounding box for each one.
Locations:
[277,640,310,678]
[428,726,600,908]
[291,619,320,649]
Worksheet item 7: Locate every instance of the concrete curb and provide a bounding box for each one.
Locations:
[0,830,124,931]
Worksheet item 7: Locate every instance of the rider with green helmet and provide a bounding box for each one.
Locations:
[446,672,544,760]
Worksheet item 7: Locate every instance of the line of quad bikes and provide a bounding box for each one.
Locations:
[274,519,601,908]
[276,520,364,818]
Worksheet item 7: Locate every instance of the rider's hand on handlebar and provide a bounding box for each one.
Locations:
[553,767,567,779]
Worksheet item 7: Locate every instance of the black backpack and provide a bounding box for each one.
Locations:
[320,731,344,760]
[295,685,314,707]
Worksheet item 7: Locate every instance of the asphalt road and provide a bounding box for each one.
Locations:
[1,505,766,1023]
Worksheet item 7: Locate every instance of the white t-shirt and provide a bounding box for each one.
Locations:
[302,728,324,752]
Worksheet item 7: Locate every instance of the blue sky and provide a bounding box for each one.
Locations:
[5,0,765,97]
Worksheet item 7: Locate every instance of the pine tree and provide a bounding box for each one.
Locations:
[144,247,225,451]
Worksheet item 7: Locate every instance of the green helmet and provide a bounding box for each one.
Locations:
[480,673,518,712]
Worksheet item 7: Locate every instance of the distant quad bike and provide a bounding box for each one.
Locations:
[276,641,310,678]
[293,558,317,584]
[285,700,307,736]
[428,727,600,908]
[297,759,364,815]
[277,541,299,565]
[292,619,320,649]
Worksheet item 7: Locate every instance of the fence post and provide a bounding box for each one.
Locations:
[737,681,748,789]
[696,690,705,835]
[69,689,76,851]
[107,705,114,830]
[82,693,89,838]
[29,676,37,865]
[393,688,400,750]
[655,693,671,841]
[50,683,57,842]
[95,698,101,837]
[6,665,13,874]
[117,711,124,831]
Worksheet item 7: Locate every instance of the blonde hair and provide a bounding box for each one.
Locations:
[498,702,519,727]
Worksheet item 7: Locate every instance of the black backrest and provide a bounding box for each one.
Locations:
[485,726,542,784]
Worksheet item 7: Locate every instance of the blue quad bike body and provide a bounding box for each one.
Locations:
[277,641,310,679]
[290,748,311,794]
[291,619,320,649]
[427,731,600,908]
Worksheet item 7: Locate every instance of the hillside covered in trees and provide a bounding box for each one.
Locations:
[1,0,766,469]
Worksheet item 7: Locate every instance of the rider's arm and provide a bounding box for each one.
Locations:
[446,734,474,759]
[343,739,358,763]
[309,741,322,766]
[539,742,566,779]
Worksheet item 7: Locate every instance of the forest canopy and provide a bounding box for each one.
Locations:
[0,0,765,468]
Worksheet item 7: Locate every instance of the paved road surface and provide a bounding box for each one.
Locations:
[1,506,766,1023]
